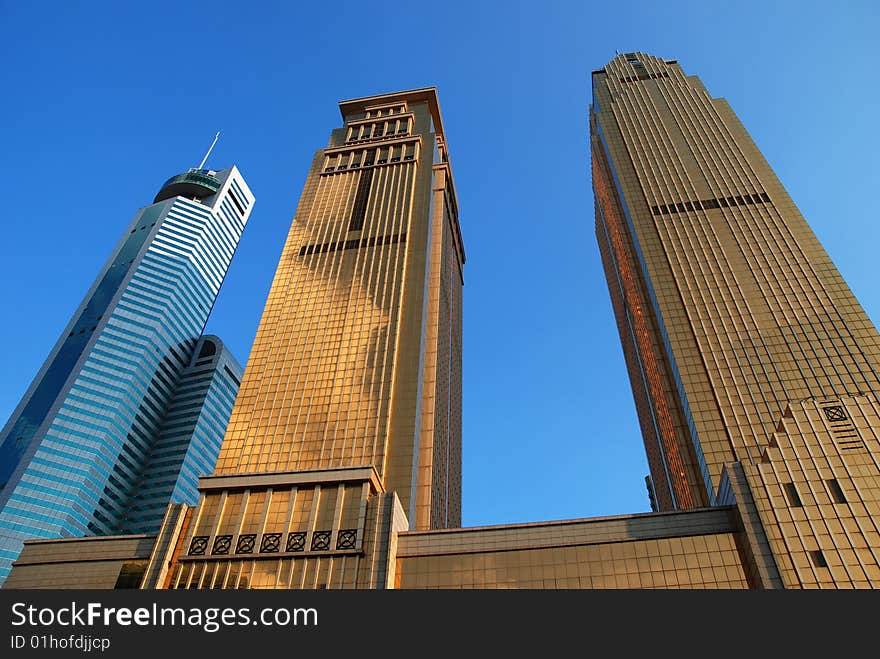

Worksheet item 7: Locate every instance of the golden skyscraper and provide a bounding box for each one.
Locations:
[147,88,464,589]
[592,53,880,587]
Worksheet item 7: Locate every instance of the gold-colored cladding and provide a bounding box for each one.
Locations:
[593,53,880,492]
[592,53,880,587]
[744,397,880,588]
[147,90,462,591]
[212,89,463,529]
[395,509,749,589]
[397,535,748,589]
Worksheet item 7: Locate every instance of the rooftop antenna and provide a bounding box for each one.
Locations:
[196,131,221,170]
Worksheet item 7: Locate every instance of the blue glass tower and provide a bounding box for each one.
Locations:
[121,334,243,534]
[0,166,254,583]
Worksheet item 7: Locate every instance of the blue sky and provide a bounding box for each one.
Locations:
[1,1,877,527]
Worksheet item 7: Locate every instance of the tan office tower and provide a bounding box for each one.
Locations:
[145,88,464,589]
[592,53,880,586]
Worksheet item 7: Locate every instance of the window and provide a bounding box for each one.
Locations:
[228,190,246,215]
[348,169,372,231]
[826,478,847,504]
[810,550,828,568]
[783,482,803,507]
[199,339,217,359]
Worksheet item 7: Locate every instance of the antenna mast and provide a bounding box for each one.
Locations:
[196,131,221,170]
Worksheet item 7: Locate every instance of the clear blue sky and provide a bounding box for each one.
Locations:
[1,1,877,527]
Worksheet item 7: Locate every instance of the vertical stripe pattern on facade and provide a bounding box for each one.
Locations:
[160,90,464,591]
[592,53,880,587]
[213,93,464,534]
[593,54,880,497]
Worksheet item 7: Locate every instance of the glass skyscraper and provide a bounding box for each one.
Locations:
[119,334,243,534]
[0,166,254,583]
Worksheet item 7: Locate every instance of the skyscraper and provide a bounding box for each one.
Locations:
[147,88,464,589]
[0,165,253,583]
[591,53,880,586]
[121,334,243,534]
[8,62,880,590]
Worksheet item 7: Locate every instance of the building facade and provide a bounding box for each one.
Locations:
[139,88,465,590]
[8,60,880,590]
[0,166,253,584]
[120,335,243,534]
[591,53,880,586]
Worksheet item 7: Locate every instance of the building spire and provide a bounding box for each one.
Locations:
[196,131,221,170]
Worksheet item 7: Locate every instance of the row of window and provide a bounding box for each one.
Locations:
[324,144,417,173]
[619,71,670,83]
[364,104,406,118]
[130,221,157,234]
[782,478,847,508]
[651,191,770,216]
[299,232,407,257]
[347,118,410,143]
[325,155,415,172]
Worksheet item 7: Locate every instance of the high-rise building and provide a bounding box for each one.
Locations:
[121,334,243,534]
[591,53,880,586]
[0,165,253,583]
[8,62,880,590]
[139,87,465,590]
